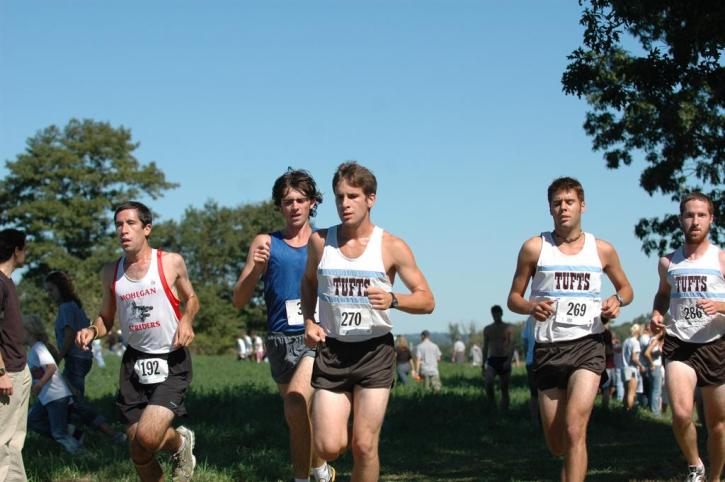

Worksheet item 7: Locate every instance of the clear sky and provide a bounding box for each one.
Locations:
[0,1,676,334]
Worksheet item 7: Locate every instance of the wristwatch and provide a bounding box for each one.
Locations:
[389,292,399,309]
[0,367,6,377]
[615,293,625,306]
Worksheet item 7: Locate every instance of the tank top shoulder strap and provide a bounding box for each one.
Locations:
[111,256,124,298]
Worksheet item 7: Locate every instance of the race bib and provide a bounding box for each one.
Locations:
[133,357,169,385]
[554,298,599,326]
[677,300,711,325]
[285,299,319,326]
[338,307,373,336]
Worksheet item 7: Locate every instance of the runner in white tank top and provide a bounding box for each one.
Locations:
[113,248,181,354]
[317,224,393,342]
[75,202,199,482]
[650,193,725,482]
[507,177,633,482]
[301,162,434,482]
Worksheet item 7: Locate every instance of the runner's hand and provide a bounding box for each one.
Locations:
[366,287,393,310]
[75,328,95,351]
[696,299,722,316]
[305,323,326,347]
[251,239,271,274]
[601,295,621,319]
[173,320,195,348]
[530,300,555,321]
[31,383,42,396]
[0,373,12,397]
[650,313,665,334]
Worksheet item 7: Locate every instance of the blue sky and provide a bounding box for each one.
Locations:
[1,1,676,334]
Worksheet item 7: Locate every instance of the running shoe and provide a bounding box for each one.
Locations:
[171,426,196,482]
[686,463,705,482]
[319,464,335,482]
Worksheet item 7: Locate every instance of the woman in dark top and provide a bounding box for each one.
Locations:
[44,271,92,395]
[395,335,415,385]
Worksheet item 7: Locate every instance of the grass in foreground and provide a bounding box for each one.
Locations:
[24,356,705,481]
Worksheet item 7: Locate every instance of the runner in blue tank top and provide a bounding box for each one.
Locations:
[233,169,334,482]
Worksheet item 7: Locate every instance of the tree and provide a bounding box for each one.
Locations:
[157,201,284,353]
[0,119,177,324]
[563,0,725,255]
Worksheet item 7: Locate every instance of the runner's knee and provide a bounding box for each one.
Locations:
[351,435,378,462]
[133,426,164,453]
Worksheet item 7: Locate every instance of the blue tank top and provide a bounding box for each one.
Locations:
[263,232,308,334]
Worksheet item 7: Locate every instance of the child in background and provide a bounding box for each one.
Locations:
[24,316,125,454]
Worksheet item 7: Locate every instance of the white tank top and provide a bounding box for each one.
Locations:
[317,225,393,342]
[113,249,181,354]
[531,232,604,343]
[667,243,725,343]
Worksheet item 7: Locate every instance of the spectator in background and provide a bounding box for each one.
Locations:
[521,316,539,425]
[612,334,625,401]
[252,332,265,363]
[451,337,465,364]
[482,305,514,410]
[235,331,248,361]
[0,228,30,482]
[600,322,614,409]
[45,271,93,396]
[470,343,483,367]
[643,330,665,416]
[416,330,442,392]
[623,323,644,411]
[91,339,105,369]
[395,335,415,385]
[638,324,653,409]
[24,316,125,455]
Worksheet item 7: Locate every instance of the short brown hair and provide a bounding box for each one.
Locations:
[333,161,377,196]
[679,191,714,215]
[547,177,585,203]
[114,201,152,227]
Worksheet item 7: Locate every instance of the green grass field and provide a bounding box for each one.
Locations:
[23,355,705,481]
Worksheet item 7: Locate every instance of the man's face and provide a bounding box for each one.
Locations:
[280,188,314,229]
[115,208,151,252]
[334,180,375,226]
[680,199,712,244]
[14,245,26,268]
[549,189,585,230]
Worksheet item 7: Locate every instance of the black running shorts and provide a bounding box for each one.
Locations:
[663,335,724,387]
[265,332,316,385]
[312,333,395,393]
[116,346,193,425]
[533,333,605,391]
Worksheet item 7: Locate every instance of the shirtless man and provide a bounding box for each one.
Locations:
[650,192,724,482]
[76,202,198,482]
[232,169,333,482]
[482,305,514,410]
[302,162,435,482]
[507,177,633,482]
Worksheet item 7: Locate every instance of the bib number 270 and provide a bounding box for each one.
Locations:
[341,311,363,327]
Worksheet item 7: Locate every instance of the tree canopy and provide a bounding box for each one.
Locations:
[563,0,724,255]
[1,119,284,353]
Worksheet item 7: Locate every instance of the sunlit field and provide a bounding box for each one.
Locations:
[24,355,703,481]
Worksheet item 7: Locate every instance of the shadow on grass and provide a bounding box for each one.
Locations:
[25,360,697,482]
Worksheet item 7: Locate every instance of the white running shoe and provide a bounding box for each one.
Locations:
[171,426,196,482]
[686,463,705,482]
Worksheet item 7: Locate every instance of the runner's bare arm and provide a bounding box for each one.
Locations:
[507,237,553,321]
[650,255,671,333]
[369,235,434,314]
[76,262,117,351]
[597,239,634,319]
[232,234,272,309]
[302,230,326,346]
[169,253,199,348]
[481,327,489,361]
[696,248,725,316]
